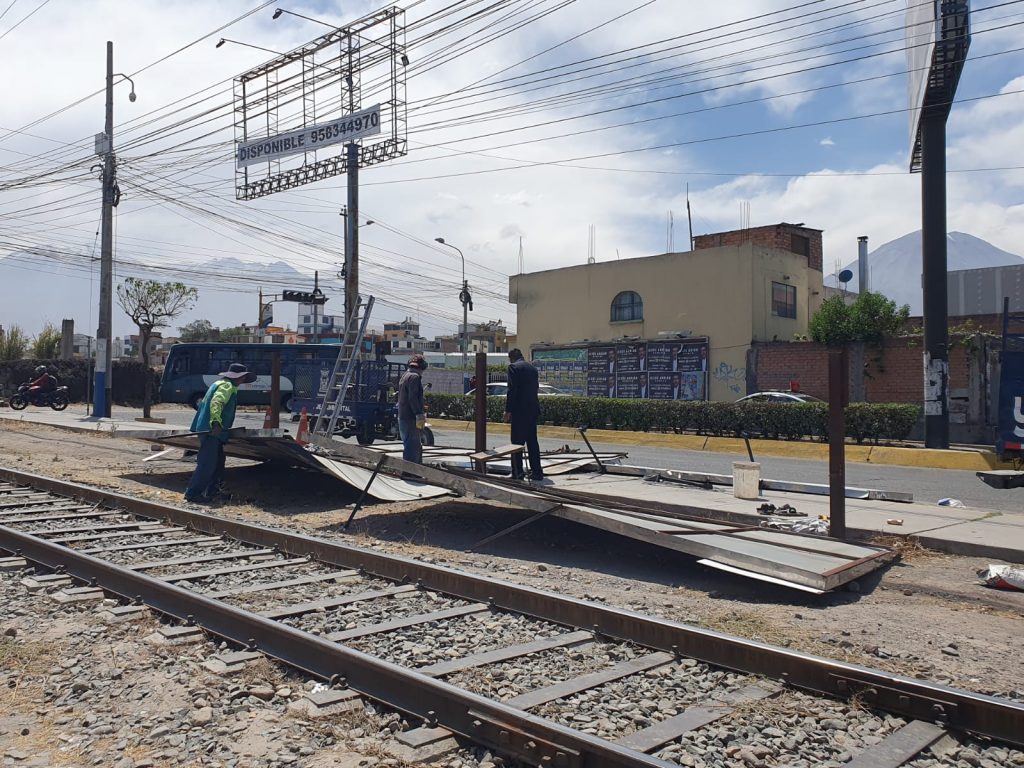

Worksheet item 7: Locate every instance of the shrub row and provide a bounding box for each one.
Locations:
[424,394,921,444]
[0,359,161,407]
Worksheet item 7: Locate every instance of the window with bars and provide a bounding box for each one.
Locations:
[610,291,643,322]
[772,281,797,319]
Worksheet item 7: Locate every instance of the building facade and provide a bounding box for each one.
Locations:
[508,223,825,401]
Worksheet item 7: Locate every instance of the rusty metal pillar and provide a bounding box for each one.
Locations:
[828,347,849,540]
[474,352,487,454]
[269,350,281,429]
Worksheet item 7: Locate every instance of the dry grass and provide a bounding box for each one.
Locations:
[870,534,940,563]
[234,656,283,688]
[698,609,801,648]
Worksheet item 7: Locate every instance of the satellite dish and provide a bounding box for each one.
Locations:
[838,269,854,284]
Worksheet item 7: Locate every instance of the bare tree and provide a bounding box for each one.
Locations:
[117,278,198,418]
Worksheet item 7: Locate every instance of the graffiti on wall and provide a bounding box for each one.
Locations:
[712,360,746,395]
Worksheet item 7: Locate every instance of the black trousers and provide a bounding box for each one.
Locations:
[510,417,542,478]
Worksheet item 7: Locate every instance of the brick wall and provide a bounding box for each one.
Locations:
[693,223,823,272]
[751,338,973,403]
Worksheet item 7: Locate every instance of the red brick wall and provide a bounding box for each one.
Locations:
[693,224,823,272]
[752,338,972,403]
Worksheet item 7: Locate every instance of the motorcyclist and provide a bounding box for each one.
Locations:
[27,366,58,402]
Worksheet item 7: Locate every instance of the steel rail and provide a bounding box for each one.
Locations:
[1,467,1023,749]
[0,524,666,768]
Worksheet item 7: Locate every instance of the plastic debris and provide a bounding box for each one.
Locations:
[886,518,904,526]
[790,518,829,535]
[938,498,964,507]
[977,564,1024,592]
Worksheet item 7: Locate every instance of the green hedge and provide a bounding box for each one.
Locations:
[424,394,921,444]
[0,359,161,406]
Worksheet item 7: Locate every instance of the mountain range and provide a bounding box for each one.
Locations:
[827,230,1024,314]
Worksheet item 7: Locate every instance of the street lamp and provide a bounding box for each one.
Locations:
[435,237,472,370]
[272,7,410,65]
[215,38,285,55]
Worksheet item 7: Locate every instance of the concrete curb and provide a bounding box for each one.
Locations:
[429,418,1011,472]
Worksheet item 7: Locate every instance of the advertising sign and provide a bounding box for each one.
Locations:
[236,104,382,169]
[998,350,1024,457]
[555,339,709,400]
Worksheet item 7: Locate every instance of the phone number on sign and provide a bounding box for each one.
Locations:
[310,112,380,143]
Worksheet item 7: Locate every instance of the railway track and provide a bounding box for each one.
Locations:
[1,466,1022,768]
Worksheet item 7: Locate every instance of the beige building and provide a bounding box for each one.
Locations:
[508,223,825,401]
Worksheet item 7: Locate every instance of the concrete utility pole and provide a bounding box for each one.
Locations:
[343,143,360,335]
[435,237,470,370]
[94,41,116,418]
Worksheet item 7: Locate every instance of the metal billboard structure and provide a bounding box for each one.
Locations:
[231,7,408,328]
[232,6,407,200]
[904,0,970,449]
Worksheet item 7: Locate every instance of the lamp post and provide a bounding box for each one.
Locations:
[435,237,471,370]
[93,41,137,419]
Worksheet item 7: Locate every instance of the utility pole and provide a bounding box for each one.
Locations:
[344,143,359,336]
[94,41,116,418]
[312,271,321,344]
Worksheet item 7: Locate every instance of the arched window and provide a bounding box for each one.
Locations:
[610,291,643,322]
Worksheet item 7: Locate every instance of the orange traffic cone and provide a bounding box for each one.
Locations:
[295,407,309,444]
[262,406,274,429]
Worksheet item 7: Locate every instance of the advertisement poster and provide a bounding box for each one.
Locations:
[540,339,709,401]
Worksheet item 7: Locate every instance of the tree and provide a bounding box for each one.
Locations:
[809,292,909,348]
[31,322,62,359]
[0,324,29,361]
[219,326,247,341]
[179,319,214,342]
[117,278,198,418]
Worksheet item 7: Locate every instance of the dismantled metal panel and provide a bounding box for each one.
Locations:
[308,440,894,592]
[145,430,450,503]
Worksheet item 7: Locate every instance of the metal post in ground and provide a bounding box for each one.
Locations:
[269,350,281,428]
[828,347,848,539]
[474,352,487,455]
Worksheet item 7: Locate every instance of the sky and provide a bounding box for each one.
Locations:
[1,0,1022,339]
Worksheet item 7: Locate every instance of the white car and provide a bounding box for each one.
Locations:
[466,382,568,397]
[736,391,824,404]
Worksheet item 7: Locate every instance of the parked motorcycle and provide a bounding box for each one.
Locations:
[8,382,70,411]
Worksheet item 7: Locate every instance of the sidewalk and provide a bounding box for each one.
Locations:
[430,418,1012,472]
[2,405,1022,566]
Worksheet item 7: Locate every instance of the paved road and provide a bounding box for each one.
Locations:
[427,426,1023,514]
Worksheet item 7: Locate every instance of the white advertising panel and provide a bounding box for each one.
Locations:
[236,104,382,169]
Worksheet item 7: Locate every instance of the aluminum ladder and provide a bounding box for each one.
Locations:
[311,295,375,438]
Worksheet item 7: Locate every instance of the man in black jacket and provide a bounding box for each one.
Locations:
[504,348,543,481]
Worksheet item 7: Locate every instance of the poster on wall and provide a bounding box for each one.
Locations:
[586,346,614,396]
[533,347,587,395]
[537,338,709,400]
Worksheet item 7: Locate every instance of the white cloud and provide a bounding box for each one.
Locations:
[1,0,1021,341]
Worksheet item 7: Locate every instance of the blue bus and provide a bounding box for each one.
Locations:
[159,343,341,411]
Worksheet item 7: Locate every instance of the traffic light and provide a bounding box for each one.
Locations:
[281,289,328,305]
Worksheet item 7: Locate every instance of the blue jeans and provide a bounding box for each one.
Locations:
[184,435,225,500]
[398,418,422,464]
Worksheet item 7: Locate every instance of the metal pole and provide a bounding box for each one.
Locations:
[828,347,847,540]
[474,351,487,454]
[344,143,359,340]
[270,350,281,428]
[462,276,469,371]
[857,236,869,294]
[921,112,949,449]
[94,41,115,418]
[312,271,319,344]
